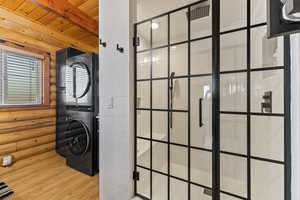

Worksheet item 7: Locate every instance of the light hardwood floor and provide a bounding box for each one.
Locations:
[0,155,99,200]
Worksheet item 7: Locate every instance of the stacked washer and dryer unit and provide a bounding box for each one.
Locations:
[56,48,99,176]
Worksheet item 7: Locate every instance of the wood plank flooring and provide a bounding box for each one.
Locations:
[0,154,99,200]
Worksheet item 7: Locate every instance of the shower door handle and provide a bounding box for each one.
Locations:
[199,98,204,127]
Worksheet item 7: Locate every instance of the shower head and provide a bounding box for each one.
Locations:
[187,1,210,21]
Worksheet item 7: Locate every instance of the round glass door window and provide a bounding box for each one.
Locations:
[67,120,90,156]
[65,62,90,103]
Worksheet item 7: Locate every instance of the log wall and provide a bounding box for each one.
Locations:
[0,51,57,175]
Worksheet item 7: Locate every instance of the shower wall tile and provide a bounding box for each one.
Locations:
[170,178,188,200]
[170,43,188,76]
[220,30,247,71]
[170,145,188,180]
[251,26,284,69]
[172,78,188,110]
[137,81,150,108]
[152,173,168,200]
[220,114,247,155]
[220,154,247,197]
[251,116,284,161]
[251,160,284,200]
[137,52,151,79]
[191,149,212,187]
[152,48,168,78]
[220,0,247,32]
[220,73,247,112]
[251,0,267,25]
[191,38,212,75]
[170,9,188,44]
[170,112,188,145]
[152,79,168,109]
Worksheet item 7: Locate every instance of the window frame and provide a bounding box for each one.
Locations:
[0,41,51,109]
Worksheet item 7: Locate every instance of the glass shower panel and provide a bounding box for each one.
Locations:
[251,26,284,69]
[251,69,284,114]
[191,184,212,200]
[170,112,188,145]
[152,142,168,173]
[170,145,188,180]
[152,16,168,48]
[137,167,150,198]
[220,114,247,155]
[251,116,284,161]
[251,160,284,200]
[170,43,188,76]
[137,52,151,79]
[152,48,168,78]
[190,76,212,149]
[190,2,212,39]
[220,154,247,198]
[152,173,168,200]
[170,178,188,200]
[191,38,212,75]
[152,111,168,142]
[172,78,188,110]
[137,81,150,108]
[137,110,150,139]
[137,22,151,51]
[220,72,247,112]
[170,9,188,44]
[152,79,168,109]
[251,0,267,25]
[137,138,150,168]
[220,30,247,72]
[220,0,247,32]
[191,149,212,187]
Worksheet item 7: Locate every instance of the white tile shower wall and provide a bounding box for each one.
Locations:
[99,0,136,199]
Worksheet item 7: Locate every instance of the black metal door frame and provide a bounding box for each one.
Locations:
[133,0,291,199]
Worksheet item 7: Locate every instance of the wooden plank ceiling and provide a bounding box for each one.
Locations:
[0,0,99,53]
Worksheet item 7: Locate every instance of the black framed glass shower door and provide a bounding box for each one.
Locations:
[134,0,291,200]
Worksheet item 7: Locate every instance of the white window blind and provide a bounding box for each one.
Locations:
[0,49,42,105]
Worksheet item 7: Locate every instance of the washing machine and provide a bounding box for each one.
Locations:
[56,49,99,158]
[64,52,98,109]
[64,109,99,176]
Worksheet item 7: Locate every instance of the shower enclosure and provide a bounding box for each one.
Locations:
[134,0,291,199]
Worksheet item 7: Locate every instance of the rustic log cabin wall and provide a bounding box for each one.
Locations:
[0,0,98,177]
[0,51,57,176]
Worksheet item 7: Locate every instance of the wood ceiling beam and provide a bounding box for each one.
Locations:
[0,26,59,53]
[31,0,98,35]
[0,7,98,53]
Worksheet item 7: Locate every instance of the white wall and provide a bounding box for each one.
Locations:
[99,0,136,199]
[290,34,300,200]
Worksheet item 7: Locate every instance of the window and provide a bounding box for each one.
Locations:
[0,47,44,106]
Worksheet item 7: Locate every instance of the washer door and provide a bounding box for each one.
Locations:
[67,120,90,156]
[65,62,91,103]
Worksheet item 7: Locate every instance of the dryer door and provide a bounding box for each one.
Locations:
[65,62,91,105]
[66,120,90,156]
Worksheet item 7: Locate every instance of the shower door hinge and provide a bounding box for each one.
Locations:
[133,171,140,181]
[133,37,140,47]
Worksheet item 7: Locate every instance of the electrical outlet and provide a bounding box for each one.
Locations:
[2,155,13,167]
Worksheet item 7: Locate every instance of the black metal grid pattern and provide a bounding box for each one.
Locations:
[134,0,291,199]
